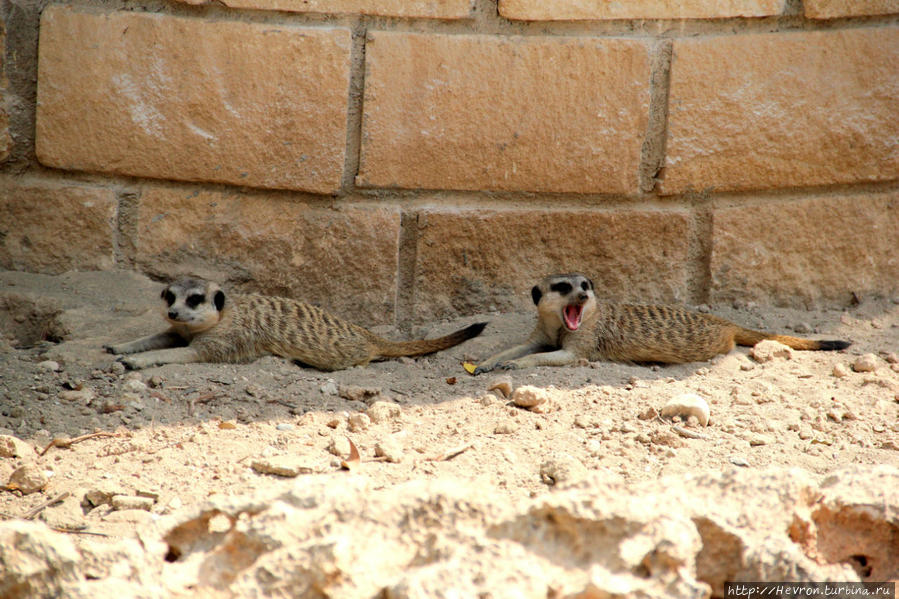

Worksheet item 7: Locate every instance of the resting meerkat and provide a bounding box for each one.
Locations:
[474,273,850,373]
[105,277,487,371]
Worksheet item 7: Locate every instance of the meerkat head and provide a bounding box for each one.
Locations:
[532,273,596,332]
[160,278,226,335]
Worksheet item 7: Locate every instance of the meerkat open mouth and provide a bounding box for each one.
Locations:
[563,304,583,331]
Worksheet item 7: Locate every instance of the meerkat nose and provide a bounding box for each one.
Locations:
[168,310,178,320]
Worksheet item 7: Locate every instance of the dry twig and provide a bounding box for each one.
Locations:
[426,442,473,462]
[40,431,121,456]
[25,491,70,520]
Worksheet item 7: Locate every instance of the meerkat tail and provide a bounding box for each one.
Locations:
[733,328,851,351]
[375,322,488,358]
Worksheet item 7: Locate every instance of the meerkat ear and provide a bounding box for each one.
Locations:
[531,286,542,305]
[160,288,168,299]
[214,290,226,311]
[586,277,595,290]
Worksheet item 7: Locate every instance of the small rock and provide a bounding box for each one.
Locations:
[320,380,338,395]
[109,361,126,375]
[510,385,549,409]
[7,463,49,494]
[637,407,659,420]
[59,388,94,403]
[0,435,35,458]
[275,423,295,432]
[729,456,750,467]
[374,436,404,463]
[367,401,402,424]
[347,413,371,432]
[749,435,772,447]
[487,376,513,399]
[540,454,588,486]
[476,394,496,407]
[494,421,519,435]
[585,439,602,456]
[326,417,342,429]
[886,352,898,365]
[251,457,313,478]
[833,363,851,378]
[37,360,60,372]
[110,495,154,511]
[328,436,351,457]
[660,393,710,427]
[122,379,147,394]
[165,496,183,512]
[574,414,596,429]
[147,375,164,388]
[650,431,686,448]
[750,340,794,363]
[338,385,381,404]
[852,354,879,373]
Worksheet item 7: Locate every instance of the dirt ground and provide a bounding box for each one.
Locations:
[1,269,898,544]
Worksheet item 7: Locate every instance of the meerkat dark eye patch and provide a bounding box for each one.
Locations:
[162,290,176,306]
[531,286,543,305]
[186,294,205,309]
[550,282,573,295]
[580,281,589,291]
[213,290,225,311]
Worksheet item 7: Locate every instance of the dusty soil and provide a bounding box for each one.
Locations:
[1,269,898,559]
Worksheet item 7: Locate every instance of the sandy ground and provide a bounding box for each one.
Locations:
[1,269,897,541]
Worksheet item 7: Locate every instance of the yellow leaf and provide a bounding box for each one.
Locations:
[462,362,477,375]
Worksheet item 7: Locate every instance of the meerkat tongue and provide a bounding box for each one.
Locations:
[563,304,583,331]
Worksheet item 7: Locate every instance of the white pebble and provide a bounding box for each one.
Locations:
[38,360,60,372]
[367,401,402,424]
[852,354,879,373]
[832,363,850,378]
[660,393,710,427]
[510,385,549,409]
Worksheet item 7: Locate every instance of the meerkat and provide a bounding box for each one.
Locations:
[474,273,850,374]
[105,277,487,371]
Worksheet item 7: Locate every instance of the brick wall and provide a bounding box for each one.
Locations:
[1,1,897,327]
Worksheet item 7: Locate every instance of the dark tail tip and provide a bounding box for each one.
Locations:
[817,340,852,351]
[462,322,488,340]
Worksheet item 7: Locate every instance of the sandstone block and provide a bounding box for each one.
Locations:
[358,32,650,194]
[410,207,690,320]
[662,28,899,194]
[709,193,899,308]
[36,6,351,193]
[0,176,117,274]
[135,187,400,326]
[805,0,899,18]
[0,23,10,164]
[499,0,784,20]
[172,0,473,17]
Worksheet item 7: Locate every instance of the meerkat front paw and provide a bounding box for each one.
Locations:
[117,354,149,370]
[497,361,523,371]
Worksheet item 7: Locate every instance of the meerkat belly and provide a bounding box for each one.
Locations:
[590,305,737,364]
